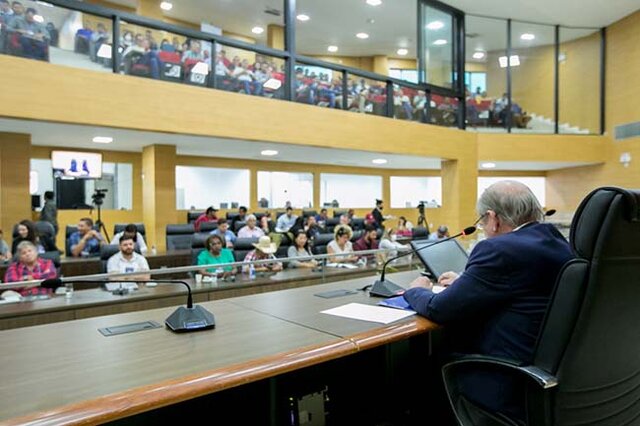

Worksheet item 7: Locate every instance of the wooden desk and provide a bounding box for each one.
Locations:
[0,264,404,330]
[0,271,436,425]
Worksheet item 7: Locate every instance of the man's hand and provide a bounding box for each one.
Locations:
[438,271,460,286]
[409,276,433,290]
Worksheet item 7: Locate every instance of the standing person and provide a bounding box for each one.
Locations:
[197,234,236,278]
[106,235,150,281]
[194,206,218,231]
[402,180,573,422]
[39,191,58,236]
[371,199,386,229]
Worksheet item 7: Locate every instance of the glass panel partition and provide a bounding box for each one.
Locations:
[346,75,387,116]
[294,63,342,108]
[390,176,442,208]
[393,84,426,121]
[320,173,382,208]
[428,94,459,127]
[257,171,313,208]
[421,3,456,89]
[176,166,250,210]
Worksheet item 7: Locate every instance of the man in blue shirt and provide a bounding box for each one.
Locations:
[275,207,297,233]
[210,220,236,248]
[404,180,573,422]
[69,217,105,257]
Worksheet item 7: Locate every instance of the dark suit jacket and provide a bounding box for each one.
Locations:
[403,222,573,420]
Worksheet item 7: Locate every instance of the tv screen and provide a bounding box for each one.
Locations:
[51,151,102,179]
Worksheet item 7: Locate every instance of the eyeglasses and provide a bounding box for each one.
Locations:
[473,213,487,230]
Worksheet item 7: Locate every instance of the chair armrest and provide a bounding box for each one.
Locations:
[444,355,558,389]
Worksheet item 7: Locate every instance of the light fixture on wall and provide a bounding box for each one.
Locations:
[620,152,632,168]
[160,1,173,11]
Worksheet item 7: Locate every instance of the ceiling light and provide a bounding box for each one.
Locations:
[296,14,310,21]
[481,162,496,169]
[372,159,388,165]
[327,45,339,52]
[396,48,408,56]
[251,26,264,35]
[366,0,382,6]
[160,1,172,11]
[432,39,447,45]
[520,33,535,41]
[356,32,369,39]
[92,136,113,144]
[426,20,444,30]
[261,150,278,156]
[472,51,485,59]
[498,55,520,68]
[33,14,44,23]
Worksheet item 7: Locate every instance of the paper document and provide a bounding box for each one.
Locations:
[325,263,358,269]
[321,302,416,324]
[432,285,446,294]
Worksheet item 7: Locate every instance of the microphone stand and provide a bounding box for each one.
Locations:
[369,226,476,297]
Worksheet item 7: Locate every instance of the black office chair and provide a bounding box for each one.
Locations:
[99,244,142,272]
[441,187,640,426]
[187,211,203,224]
[113,223,146,237]
[233,221,246,233]
[199,222,218,233]
[324,217,340,233]
[302,210,318,218]
[412,226,429,240]
[312,233,335,255]
[333,209,347,218]
[233,237,259,262]
[165,224,195,251]
[351,218,365,231]
[34,221,55,239]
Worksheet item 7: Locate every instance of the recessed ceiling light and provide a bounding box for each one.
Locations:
[327,45,339,52]
[426,20,444,30]
[396,48,408,56]
[366,0,382,6]
[296,14,310,21]
[433,39,447,46]
[520,33,535,41]
[251,26,264,35]
[481,162,496,169]
[92,136,113,144]
[160,1,172,11]
[372,159,388,165]
[356,32,369,39]
[33,14,44,23]
[261,150,278,156]
[472,51,485,59]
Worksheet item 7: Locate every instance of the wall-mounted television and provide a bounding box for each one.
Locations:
[51,150,102,179]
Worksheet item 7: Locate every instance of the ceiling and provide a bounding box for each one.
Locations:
[0,118,600,171]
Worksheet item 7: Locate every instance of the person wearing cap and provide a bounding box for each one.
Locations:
[327,224,358,263]
[194,206,219,231]
[242,235,283,273]
[428,225,450,240]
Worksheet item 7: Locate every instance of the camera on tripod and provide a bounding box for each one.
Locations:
[91,188,108,206]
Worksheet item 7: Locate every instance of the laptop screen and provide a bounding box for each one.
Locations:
[410,239,469,279]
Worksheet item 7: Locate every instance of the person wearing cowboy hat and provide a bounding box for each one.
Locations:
[242,235,283,273]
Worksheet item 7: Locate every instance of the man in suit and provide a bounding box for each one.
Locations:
[371,198,385,229]
[403,180,573,422]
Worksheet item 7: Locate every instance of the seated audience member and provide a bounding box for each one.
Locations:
[428,225,449,241]
[12,219,58,255]
[242,236,283,273]
[305,216,321,240]
[288,216,305,237]
[396,216,413,238]
[315,208,329,228]
[197,234,236,278]
[352,224,379,260]
[327,225,358,263]
[0,229,10,261]
[210,221,236,248]
[231,206,248,229]
[181,39,203,61]
[194,206,218,231]
[378,228,410,262]
[237,214,265,239]
[70,217,105,257]
[287,230,318,269]
[339,214,351,226]
[89,22,109,62]
[347,209,356,219]
[4,241,57,296]
[402,180,573,422]
[106,235,150,281]
[260,212,275,234]
[275,206,297,232]
[8,7,50,60]
[111,224,148,254]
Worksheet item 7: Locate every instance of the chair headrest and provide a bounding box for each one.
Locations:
[570,187,640,258]
[166,224,195,234]
[234,237,259,250]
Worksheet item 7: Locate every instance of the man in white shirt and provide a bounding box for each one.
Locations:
[237,214,265,239]
[107,235,150,281]
[110,224,148,254]
[276,207,297,232]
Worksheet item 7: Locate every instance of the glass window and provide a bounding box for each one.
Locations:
[346,75,387,116]
[257,171,313,209]
[215,43,285,99]
[421,4,455,89]
[175,166,249,210]
[389,69,418,84]
[30,159,133,210]
[478,177,546,206]
[295,0,417,78]
[429,94,458,127]
[393,84,426,122]
[559,27,600,134]
[511,21,555,133]
[320,173,382,208]
[294,63,343,108]
[465,15,507,132]
[390,176,442,208]
[0,0,113,72]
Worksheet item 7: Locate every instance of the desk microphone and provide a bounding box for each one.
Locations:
[369,226,476,298]
[41,278,215,332]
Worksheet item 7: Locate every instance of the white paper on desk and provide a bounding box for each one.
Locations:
[321,303,416,324]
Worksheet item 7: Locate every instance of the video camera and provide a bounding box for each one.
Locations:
[91,188,108,206]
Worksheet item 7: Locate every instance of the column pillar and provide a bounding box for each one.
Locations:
[0,133,31,248]
[372,55,389,76]
[441,159,477,233]
[136,0,163,20]
[249,167,258,211]
[313,171,321,209]
[142,144,176,252]
[267,24,285,50]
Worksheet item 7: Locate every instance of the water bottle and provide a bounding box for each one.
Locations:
[249,264,256,280]
[151,245,157,255]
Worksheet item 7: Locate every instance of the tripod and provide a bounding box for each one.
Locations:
[93,200,110,242]
[417,204,428,228]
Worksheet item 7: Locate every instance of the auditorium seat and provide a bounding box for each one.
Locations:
[34,221,55,240]
[312,233,334,255]
[165,224,195,251]
[232,237,259,262]
[99,244,141,272]
[187,211,203,224]
[412,226,429,240]
[199,222,218,233]
[324,218,340,233]
[302,210,317,218]
[233,221,246,233]
[113,223,146,237]
[333,209,347,218]
[351,218,365,231]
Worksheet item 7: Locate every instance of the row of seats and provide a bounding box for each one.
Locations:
[186,209,356,224]
[63,223,147,257]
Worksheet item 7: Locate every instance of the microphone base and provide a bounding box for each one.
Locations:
[165,305,216,333]
[369,280,406,298]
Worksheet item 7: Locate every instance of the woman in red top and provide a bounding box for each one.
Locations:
[3,241,57,296]
[396,216,413,238]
